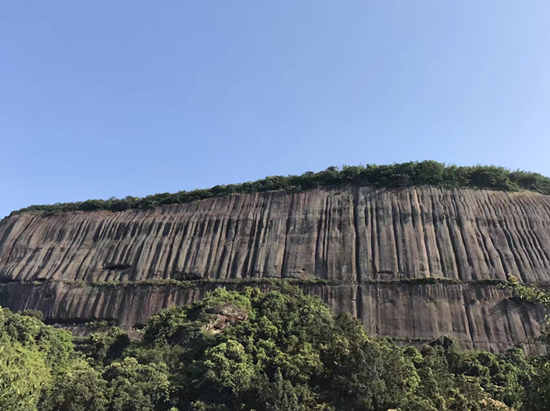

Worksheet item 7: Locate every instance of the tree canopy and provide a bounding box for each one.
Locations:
[3,284,550,409]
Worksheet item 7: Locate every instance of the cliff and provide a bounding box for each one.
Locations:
[1,185,549,351]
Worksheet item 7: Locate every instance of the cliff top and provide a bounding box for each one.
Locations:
[11,160,550,216]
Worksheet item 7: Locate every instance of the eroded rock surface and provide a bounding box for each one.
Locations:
[1,186,549,351]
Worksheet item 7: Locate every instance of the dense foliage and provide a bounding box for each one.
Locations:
[12,161,550,215]
[1,285,550,410]
[506,277,550,411]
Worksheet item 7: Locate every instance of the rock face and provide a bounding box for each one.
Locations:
[1,186,549,351]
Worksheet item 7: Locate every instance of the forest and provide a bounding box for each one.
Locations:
[1,281,550,410]
[11,161,550,216]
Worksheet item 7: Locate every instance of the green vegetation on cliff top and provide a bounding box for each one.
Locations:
[12,161,550,216]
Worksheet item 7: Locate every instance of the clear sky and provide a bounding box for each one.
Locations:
[2,1,550,218]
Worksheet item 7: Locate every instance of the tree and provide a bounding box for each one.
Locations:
[39,359,107,411]
[103,357,173,411]
[0,338,50,410]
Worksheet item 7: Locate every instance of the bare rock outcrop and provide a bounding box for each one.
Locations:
[1,185,550,351]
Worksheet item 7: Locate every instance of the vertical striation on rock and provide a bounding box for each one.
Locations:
[1,185,550,351]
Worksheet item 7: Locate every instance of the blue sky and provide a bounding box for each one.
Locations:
[2,1,549,218]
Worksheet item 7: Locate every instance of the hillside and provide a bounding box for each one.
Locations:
[2,170,550,351]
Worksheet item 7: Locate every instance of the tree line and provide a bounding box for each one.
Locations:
[12,161,550,216]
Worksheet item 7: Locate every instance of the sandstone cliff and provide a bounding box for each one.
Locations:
[1,185,549,351]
